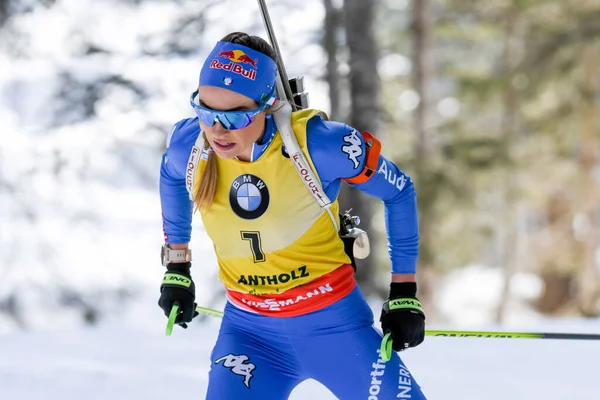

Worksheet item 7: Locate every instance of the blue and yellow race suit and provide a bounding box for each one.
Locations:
[160,109,426,399]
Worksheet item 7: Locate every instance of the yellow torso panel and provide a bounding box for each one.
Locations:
[195,109,351,295]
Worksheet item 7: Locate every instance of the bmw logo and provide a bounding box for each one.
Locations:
[229,174,269,219]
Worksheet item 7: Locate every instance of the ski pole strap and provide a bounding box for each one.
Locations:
[381,332,394,362]
[165,302,180,336]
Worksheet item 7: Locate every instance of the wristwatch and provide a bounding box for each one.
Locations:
[161,244,192,267]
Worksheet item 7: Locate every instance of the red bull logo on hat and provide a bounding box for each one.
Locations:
[210,49,258,80]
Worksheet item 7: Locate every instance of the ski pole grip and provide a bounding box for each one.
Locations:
[165,302,181,336]
[380,331,393,362]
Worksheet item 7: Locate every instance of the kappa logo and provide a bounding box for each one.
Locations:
[342,129,363,169]
[215,354,256,388]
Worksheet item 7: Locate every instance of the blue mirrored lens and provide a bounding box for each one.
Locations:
[219,113,256,130]
[194,108,217,127]
[192,108,256,130]
[190,90,265,131]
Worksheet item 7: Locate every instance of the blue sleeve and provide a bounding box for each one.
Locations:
[159,118,199,244]
[307,115,419,274]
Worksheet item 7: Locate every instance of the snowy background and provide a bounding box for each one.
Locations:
[1,0,600,399]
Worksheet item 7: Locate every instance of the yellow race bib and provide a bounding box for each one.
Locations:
[196,109,351,298]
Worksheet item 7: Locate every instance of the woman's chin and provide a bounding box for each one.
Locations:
[213,149,237,160]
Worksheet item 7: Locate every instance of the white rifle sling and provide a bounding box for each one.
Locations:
[183,108,339,232]
[185,132,208,201]
[272,101,339,232]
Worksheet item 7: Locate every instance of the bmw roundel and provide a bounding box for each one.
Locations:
[229,174,269,219]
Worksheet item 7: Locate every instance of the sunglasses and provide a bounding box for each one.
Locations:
[189,89,271,130]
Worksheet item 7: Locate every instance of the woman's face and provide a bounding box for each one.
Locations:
[198,85,267,162]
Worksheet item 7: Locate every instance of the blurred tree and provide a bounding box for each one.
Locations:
[410,0,437,310]
[431,0,600,316]
[340,0,381,296]
[0,0,8,26]
[495,0,522,323]
[0,0,221,330]
[575,40,599,316]
[374,0,600,319]
[521,1,600,316]
[322,0,342,121]
[0,0,57,25]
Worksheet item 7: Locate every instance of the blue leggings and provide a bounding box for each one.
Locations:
[206,286,427,400]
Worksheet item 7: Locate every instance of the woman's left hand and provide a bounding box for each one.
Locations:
[379,282,425,351]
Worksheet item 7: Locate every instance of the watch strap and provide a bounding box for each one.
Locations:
[162,245,192,266]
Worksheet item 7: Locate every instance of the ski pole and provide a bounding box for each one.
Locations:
[166,304,224,336]
[166,304,600,348]
[379,328,600,361]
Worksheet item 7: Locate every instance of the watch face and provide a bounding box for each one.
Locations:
[161,245,168,265]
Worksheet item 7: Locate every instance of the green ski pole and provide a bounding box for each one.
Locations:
[378,328,600,361]
[166,305,600,353]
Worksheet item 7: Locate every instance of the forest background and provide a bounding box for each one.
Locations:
[1,0,599,333]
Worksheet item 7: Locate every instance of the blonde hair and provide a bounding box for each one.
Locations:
[193,132,218,212]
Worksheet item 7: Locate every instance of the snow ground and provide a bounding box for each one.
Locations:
[1,309,599,400]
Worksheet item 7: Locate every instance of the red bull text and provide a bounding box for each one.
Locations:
[211,50,258,80]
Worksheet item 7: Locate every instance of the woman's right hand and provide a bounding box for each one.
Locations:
[158,262,199,327]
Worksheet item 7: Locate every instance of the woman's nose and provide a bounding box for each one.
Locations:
[211,120,228,132]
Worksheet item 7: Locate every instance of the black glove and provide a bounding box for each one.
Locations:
[158,262,198,328]
[380,282,425,351]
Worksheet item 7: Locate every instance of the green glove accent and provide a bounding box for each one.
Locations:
[162,273,192,288]
[387,298,424,314]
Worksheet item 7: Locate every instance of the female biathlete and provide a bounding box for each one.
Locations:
[158,31,427,400]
